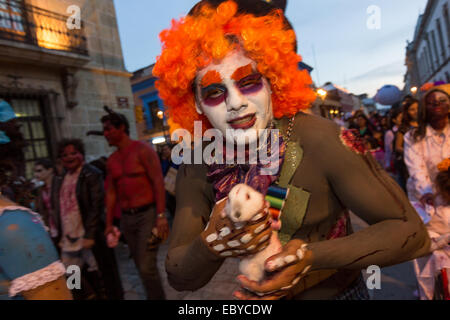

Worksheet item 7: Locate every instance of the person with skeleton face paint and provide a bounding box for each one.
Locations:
[194,50,274,145]
[154,0,431,300]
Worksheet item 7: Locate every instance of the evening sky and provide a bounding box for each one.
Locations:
[113,0,427,97]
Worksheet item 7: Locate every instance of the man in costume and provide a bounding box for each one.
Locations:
[51,138,124,300]
[153,0,431,299]
[102,108,169,300]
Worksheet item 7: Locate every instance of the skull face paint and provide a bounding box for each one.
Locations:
[195,49,273,145]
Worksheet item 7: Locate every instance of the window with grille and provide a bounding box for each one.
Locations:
[0,0,24,34]
[9,98,52,179]
[430,31,440,66]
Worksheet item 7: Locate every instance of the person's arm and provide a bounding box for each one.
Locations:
[105,162,117,235]
[403,132,434,202]
[165,164,225,291]
[139,144,169,240]
[304,122,430,271]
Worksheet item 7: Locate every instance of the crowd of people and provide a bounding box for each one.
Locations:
[333,84,449,299]
[341,95,421,191]
[0,101,172,300]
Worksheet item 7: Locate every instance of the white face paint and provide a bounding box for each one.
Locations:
[195,49,273,145]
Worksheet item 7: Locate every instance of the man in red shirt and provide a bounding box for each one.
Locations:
[102,109,168,300]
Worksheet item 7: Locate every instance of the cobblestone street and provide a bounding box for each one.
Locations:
[116,212,419,300]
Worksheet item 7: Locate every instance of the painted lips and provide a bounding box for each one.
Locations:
[228,114,256,130]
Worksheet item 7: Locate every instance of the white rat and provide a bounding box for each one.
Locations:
[222,183,282,282]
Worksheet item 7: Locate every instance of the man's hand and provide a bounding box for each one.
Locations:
[200,198,272,258]
[82,238,95,249]
[234,239,313,300]
[154,215,170,242]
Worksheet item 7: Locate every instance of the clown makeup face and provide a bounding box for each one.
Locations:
[195,49,273,145]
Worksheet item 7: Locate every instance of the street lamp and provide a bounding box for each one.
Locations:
[410,87,418,95]
[156,110,164,119]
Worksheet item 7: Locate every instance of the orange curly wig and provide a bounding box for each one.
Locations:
[153,0,316,134]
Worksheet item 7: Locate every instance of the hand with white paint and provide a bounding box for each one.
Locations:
[234,238,314,300]
[200,185,273,259]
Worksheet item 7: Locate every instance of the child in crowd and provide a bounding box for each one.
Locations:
[364,136,385,168]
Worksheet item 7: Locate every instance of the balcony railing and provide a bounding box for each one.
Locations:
[0,0,88,55]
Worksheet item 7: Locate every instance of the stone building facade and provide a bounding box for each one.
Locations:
[404,0,450,93]
[0,0,135,177]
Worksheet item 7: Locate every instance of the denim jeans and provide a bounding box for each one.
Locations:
[121,205,166,300]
